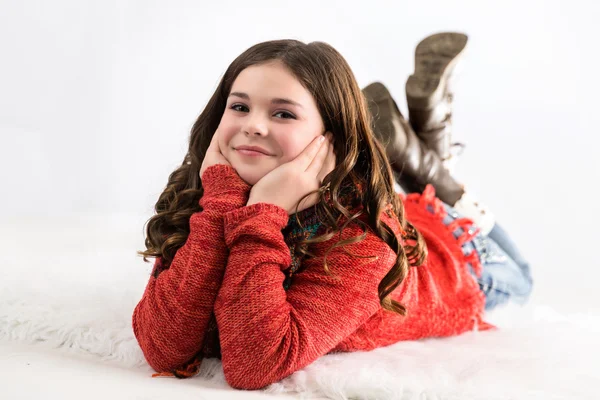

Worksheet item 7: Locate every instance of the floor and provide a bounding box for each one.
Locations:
[0,341,305,400]
[2,215,599,399]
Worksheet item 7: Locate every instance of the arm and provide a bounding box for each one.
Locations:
[214,203,397,390]
[131,164,250,373]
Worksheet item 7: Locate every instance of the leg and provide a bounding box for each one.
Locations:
[362,82,465,205]
[406,32,468,174]
[487,223,534,286]
[473,234,534,310]
[440,203,534,310]
[362,81,495,235]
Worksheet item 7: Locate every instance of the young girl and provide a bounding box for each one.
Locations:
[132,37,533,390]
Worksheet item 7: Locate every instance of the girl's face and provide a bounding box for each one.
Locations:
[217,61,325,186]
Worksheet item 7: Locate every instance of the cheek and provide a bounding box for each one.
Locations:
[282,131,321,161]
[216,118,238,150]
[278,137,307,162]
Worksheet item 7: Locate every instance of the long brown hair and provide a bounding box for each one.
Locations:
[137,39,427,316]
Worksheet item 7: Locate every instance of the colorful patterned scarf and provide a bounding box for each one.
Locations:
[281,181,364,290]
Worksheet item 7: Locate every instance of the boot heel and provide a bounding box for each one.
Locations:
[406,74,443,109]
[363,81,391,104]
[362,81,401,150]
[406,32,468,109]
[362,81,466,206]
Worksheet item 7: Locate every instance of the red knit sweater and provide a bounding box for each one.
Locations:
[132,164,494,390]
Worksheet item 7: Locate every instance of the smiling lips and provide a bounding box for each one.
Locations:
[235,145,272,157]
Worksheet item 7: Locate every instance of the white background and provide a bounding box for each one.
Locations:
[1,0,599,314]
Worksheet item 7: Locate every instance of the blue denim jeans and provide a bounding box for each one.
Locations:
[429,203,534,311]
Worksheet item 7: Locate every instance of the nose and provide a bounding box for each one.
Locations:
[243,112,268,137]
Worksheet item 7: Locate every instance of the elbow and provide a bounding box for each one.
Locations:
[138,339,173,374]
[132,300,205,375]
[133,322,180,373]
[144,350,173,374]
[224,368,277,391]
[222,355,292,390]
[132,306,177,374]
[218,325,311,389]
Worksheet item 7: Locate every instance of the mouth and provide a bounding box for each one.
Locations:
[236,148,270,157]
[234,145,273,157]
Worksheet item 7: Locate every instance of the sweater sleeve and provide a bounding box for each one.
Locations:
[214,202,397,390]
[132,164,250,373]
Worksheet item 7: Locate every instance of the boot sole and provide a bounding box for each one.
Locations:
[406,32,468,109]
[362,81,410,168]
[362,82,401,135]
[362,82,400,150]
[363,81,394,107]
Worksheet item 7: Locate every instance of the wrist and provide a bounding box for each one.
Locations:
[200,165,251,210]
[224,202,289,229]
[201,164,250,197]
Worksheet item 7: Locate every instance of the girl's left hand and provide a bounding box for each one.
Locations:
[247,132,336,215]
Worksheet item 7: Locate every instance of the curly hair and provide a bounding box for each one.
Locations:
[137,39,427,316]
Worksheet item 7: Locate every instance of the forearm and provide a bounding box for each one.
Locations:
[132,164,250,372]
[214,203,392,389]
[132,211,226,372]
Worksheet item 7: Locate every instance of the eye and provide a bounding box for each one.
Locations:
[274,111,296,120]
[230,103,249,112]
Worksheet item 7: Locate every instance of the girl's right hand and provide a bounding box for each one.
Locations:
[200,129,232,179]
[247,133,335,214]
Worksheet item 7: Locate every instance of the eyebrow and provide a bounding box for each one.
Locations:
[229,91,304,109]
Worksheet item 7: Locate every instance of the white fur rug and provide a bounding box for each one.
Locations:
[1,215,599,400]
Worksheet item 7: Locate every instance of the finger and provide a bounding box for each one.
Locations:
[317,139,336,184]
[295,135,326,170]
[307,137,330,175]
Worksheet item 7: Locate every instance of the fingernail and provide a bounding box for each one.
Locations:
[319,135,325,142]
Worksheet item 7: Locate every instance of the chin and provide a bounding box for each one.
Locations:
[234,167,265,186]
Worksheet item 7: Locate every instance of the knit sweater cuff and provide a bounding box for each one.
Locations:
[200,164,251,210]
[223,202,289,230]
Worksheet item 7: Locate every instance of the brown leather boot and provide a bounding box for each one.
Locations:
[406,32,468,171]
[362,82,465,206]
